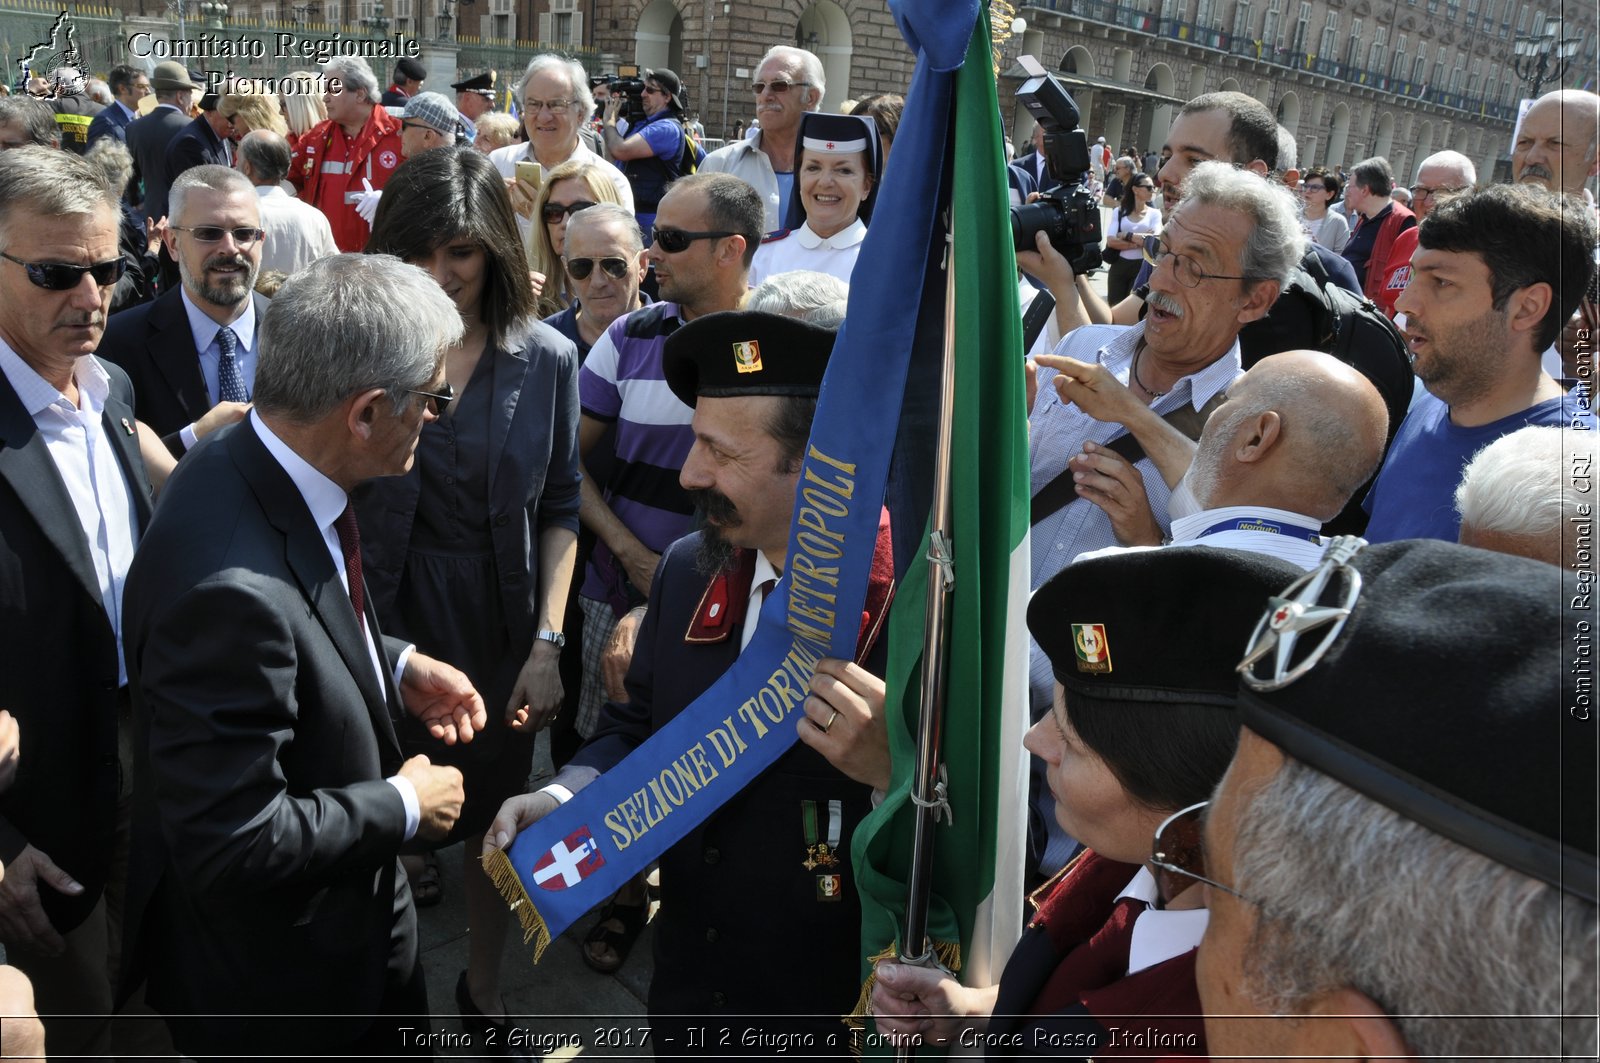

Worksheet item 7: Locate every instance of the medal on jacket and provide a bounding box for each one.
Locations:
[801,799,842,873]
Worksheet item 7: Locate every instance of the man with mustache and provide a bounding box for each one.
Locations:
[488,309,894,1053]
[0,146,154,1056]
[1364,184,1596,543]
[699,45,825,233]
[99,165,259,457]
[1022,161,1302,877]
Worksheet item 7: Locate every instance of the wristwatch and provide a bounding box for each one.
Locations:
[534,629,567,649]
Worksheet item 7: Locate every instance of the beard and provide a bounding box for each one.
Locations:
[179,249,258,307]
[690,487,742,576]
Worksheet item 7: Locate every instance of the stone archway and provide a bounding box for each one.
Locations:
[1138,62,1176,155]
[1413,119,1435,172]
[1326,102,1351,169]
[795,0,852,113]
[1374,111,1395,159]
[635,0,683,73]
[1219,76,1242,92]
[1062,45,1096,76]
[1277,90,1301,139]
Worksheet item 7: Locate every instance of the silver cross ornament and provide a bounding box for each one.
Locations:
[1238,536,1367,691]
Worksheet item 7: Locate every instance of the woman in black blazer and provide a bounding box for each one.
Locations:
[361,147,580,1053]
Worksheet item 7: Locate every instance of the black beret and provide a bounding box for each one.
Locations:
[1237,537,1597,903]
[451,71,495,95]
[662,310,836,408]
[394,57,427,83]
[1027,546,1307,712]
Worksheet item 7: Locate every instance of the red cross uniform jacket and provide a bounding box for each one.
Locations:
[983,850,1210,1059]
[289,107,404,252]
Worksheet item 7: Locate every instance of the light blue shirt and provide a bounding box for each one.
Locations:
[181,287,257,406]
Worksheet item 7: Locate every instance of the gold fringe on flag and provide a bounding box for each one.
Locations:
[481,846,553,963]
[842,939,964,1057]
[989,0,1019,75]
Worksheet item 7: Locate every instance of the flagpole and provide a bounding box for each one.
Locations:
[897,217,961,1005]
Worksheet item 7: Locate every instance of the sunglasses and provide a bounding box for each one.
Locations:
[406,380,455,415]
[542,200,597,223]
[565,256,631,280]
[751,79,810,95]
[170,225,265,246]
[652,228,736,254]
[0,251,127,291]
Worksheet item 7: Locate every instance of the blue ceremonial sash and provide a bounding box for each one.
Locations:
[483,77,954,947]
[1196,516,1322,543]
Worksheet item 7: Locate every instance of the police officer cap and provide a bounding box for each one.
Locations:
[1027,547,1306,714]
[1235,537,1597,903]
[662,310,835,407]
[451,71,495,97]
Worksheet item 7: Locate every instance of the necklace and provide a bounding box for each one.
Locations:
[1132,345,1166,400]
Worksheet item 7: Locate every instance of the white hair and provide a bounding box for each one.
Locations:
[757,45,825,105]
[1178,161,1308,287]
[1456,425,1590,541]
[514,54,593,122]
[1416,149,1478,187]
[746,269,848,327]
[1233,757,1596,1058]
[322,55,379,103]
[1274,124,1297,171]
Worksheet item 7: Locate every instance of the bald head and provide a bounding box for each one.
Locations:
[1412,150,1476,220]
[1187,350,1389,521]
[1513,90,1600,195]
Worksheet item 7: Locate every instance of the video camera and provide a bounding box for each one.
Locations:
[590,67,648,126]
[1010,56,1104,275]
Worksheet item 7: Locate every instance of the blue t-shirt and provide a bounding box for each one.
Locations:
[633,118,685,231]
[1363,387,1593,543]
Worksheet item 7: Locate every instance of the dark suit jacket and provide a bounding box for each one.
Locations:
[556,531,888,1042]
[163,113,230,181]
[0,359,152,934]
[86,100,134,147]
[99,288,269,454]
[126,105,191,221]
[121,418,414,1045]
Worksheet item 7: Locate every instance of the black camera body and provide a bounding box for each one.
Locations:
[1010,63,1105,275]
[590,74,648,126]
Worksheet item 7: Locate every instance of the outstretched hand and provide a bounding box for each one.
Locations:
[400,652,488,745]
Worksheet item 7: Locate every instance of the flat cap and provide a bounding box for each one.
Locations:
[1028,546,1306,712]
[662,310,835,408]
[1236,537,1597,902]
[402,91,462,138]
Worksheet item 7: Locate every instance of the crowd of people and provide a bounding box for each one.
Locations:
[0,33,1594,1063]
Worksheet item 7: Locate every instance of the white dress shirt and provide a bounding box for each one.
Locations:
[1117,866,1210,976]
[1075,504,1327,571]
[253,184,339,277]
[248,410,421,839]
[0,341,139,685]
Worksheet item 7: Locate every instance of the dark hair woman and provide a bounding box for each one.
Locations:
[360,145,581,1046]
[870,547,1305,1057]
[1104,172,1160,305]
[1300,167,1349,253]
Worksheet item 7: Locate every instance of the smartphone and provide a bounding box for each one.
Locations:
[516,160,543,190]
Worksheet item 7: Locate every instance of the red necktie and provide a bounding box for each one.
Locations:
[334,502,365,632]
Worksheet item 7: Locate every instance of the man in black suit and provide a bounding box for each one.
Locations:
[0,147,153,1057]
[122,252,487,1058]
[164,91,233,178]
[487,311,895,1053]
[85,64,150,148]
[125,61,200,224]
[100,164,261,456]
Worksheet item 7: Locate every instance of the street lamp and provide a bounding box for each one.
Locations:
[360,0,390,33]
[436,0,454,39]
[1512,16,1582,98]
[199,1,227,27]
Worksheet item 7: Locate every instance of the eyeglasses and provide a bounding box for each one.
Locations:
[653,228,736,254]
[542,200,597,224]
[1410,183,1468,200]
[170,225,265,246]
[0,251,127,291]
[1141,234,1264,288]
[402,120,441,133]
[751,79,810,95]
[565,256,632,280]
[642,84,666,96]
[522,98,575,114]
[1303,182,1327,191]
[1149,801,1257,906]
[406,380,455,415]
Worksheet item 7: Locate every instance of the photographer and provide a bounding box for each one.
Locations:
[602,68,701,239]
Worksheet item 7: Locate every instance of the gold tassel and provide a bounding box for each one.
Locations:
[842,939,966,1058]
[481,847,552,962]
[990,0,1020,76]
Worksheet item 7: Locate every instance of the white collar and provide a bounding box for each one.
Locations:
[752,550,779,589]
[249,409,348,535]
[1116,867,1209,976]
[180,287,255,357]
[1170,504,1325,543]
[255,184,289,199]
[0,334,110,417]
[796,218,867,250]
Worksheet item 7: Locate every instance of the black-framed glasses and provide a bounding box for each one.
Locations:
[522,97,575,114]
[565,256,631,280]
[170,225,265,246]
[1149,801,1255,905]
[1141,234,1264,289]
[406,381,455,415]
[751,78,810,95]
[653,228,736,254]
[642,83,667,96]
[1409,183,1468,200]
[0,251,127,291]
[542,200,597,224]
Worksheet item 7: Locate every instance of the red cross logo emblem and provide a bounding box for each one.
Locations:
[825,141,835,149]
